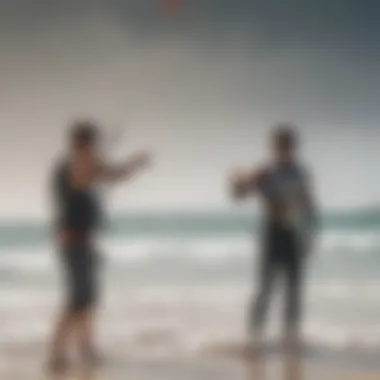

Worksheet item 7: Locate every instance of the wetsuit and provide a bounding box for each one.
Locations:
[251,162,317,334]
[53,161,102,313]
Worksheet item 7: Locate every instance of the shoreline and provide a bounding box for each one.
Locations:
[3,356,380,380]
[2,342,380,380]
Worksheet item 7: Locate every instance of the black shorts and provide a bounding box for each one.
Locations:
[60,243,100,313]
[264,221,302,261]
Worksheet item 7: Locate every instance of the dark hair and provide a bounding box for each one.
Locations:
[272,123,298,149]
[69,119,99,149]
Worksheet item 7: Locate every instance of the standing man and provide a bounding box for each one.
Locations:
[229,124,318,352]
[49,120,152,373]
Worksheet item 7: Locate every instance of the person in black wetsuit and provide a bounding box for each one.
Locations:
[229,124,319,352]
[48,120,152,373]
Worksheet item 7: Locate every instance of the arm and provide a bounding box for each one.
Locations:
[302,172,320,252]
[229,166,267,200]
[98,151,152,183]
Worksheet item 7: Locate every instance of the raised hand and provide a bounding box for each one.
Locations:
[229,168,251,199]
[132,151,154,170]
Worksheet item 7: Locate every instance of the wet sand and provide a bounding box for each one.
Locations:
[1,337,380,380]
[3,354,380,380]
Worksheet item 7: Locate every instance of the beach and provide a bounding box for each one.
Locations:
[1,211,380,379]
[2,349,380,380]
[1,0,379,376]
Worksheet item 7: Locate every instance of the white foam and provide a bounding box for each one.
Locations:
[0,231,379,278]
[321,231,380,252]
[1,282,380,357]
[0,245,53,273]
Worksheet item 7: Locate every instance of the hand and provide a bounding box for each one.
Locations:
[229,169,250,199]
[229,169,248,187]
[55,229,69,245]
[133,151,153,169]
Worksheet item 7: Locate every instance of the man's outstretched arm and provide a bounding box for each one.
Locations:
[229,166,267,200]
[98,151,152,183]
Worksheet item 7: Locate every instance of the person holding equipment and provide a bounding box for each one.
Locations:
[48,119,153,374]
[229,124,319,353]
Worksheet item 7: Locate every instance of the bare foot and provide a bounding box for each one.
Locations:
[47,355,69,377]
[283,332,304,356]
[245,336,264,361]
[82,349,105,370]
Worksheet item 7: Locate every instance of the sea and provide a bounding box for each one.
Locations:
[0,209,380,362]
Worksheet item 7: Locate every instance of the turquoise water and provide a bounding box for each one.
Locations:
[1,208,379,282]
[0,208,379,246]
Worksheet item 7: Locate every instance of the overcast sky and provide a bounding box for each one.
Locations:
[0,0,379,218]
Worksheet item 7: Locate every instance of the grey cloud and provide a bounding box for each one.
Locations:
[1,0,380,50]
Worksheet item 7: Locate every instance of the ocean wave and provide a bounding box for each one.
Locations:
[103,232,380,264]
[0,231,380,278]
[0,245,54,274]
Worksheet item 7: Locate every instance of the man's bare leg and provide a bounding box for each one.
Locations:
[282,326,304,357]
[246,350,266,379]
[75,309,100,368]
[48,310,75,374]
[284,353,303,380]
[247,256,275,358]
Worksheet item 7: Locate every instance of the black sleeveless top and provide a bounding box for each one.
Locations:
[52,161,102,232]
